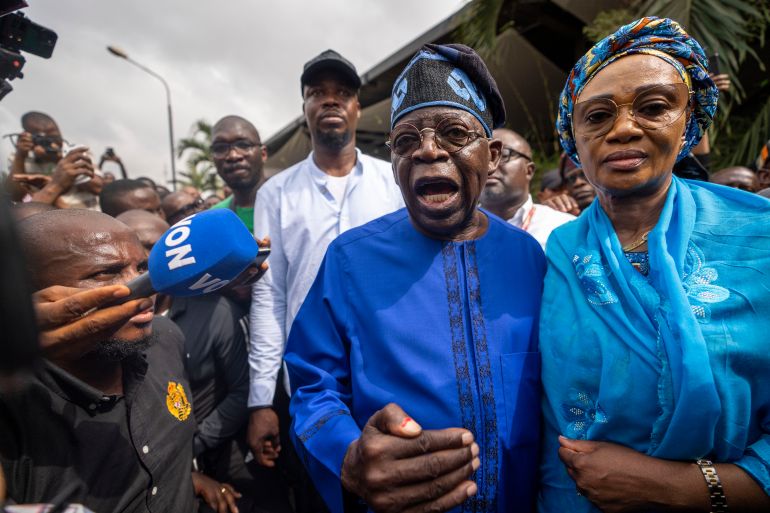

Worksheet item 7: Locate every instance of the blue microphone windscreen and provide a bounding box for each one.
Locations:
[148,209,258,297]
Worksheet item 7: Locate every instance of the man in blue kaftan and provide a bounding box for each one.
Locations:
[284,44,546,513]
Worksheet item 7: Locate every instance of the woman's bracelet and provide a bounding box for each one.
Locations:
[695,459,727,513]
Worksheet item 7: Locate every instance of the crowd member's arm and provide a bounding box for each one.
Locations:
[9,132,33,177]
[33,284,153,362]
[558,434,770,512]
[193,300,250,456]
[99,150,127,179]
[29,147,94,207]
[541,193,581,216]
[191,471,241,513]
[284,247,478,513]
[6,132,34,200]
[247,187,286,466]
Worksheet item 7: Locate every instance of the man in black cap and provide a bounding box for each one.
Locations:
[247,49,403,486]
[284,44,545,513]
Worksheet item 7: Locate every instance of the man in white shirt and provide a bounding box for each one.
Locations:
[247,50,403,472]
[480,128,574,249]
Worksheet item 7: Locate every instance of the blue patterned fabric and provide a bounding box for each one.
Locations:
[538,178,770,512]
[285,209,545,513]
[556,17,718,165]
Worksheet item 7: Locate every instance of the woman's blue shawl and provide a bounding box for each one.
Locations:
[538,177,770,511]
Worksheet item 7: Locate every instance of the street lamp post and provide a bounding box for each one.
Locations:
[107,45,177,190]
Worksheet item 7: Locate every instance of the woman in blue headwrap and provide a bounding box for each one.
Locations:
[539,17,770,512]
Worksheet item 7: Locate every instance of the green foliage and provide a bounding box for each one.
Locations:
[176,119,220,192]
[583,8,635,42]
[455,0,509,58]
[530,149,563,196]
[728,93,770,168]
[630,0,770,167]
[633,0,770,101]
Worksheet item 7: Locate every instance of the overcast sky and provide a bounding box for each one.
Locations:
[0,1,467,185]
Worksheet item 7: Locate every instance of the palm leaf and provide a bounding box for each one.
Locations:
[633,0,770,101]
[731,94,770,167]
[456,0,510,58]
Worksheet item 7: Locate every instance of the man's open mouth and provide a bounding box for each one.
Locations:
[415,178,460,206]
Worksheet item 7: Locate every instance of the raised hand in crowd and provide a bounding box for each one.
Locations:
[32,283,153,362]
[541,192,581,216]
[341,403,479,513]
[99,147,128,179]
[11,131,35,167]
[29,146,94,206]
[191,471,241,513]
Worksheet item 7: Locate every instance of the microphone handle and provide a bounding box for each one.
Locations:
[103,273,156,308]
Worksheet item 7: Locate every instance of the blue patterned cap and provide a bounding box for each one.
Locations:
[390,44,505,137]
[557,17,718,165]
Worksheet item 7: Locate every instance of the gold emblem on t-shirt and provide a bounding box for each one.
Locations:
[166,381,192,421]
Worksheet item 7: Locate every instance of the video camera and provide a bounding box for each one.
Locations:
[0,0,57,100]
[4,131,64,155]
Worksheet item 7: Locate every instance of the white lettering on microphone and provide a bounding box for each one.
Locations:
[164,218,196,270]
[188,273,230,293]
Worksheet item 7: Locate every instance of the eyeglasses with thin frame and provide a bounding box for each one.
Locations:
[500,146,532,164]
[210,140,260,158]
[571,83,691,138]
[386,117,487,157]
[168,197,204,223]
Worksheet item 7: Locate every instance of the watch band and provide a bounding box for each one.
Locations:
[696,459,728,513]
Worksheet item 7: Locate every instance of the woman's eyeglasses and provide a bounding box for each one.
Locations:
[386,117,487,157]
[571,83,691,138]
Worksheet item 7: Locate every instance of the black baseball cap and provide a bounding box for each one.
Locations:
[300,49,361,94]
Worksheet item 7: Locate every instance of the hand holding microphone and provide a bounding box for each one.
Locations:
[113,208,269,304]
[33,210,266,363]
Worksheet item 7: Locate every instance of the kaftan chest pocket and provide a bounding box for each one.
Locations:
[500,351,541,447]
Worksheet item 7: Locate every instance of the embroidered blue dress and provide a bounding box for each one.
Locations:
[538,178,770,512]
[285,208,546,513]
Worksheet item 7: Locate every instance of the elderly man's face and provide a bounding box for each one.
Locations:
[391,106,501,239]
[34,217,153,348]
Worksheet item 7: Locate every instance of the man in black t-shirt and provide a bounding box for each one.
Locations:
[0,210,236,513]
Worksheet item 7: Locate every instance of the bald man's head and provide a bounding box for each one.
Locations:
[18,210,143,290]
[117,209,170,253]
[711,166,759,192]
[10,201,58,222]
[212,115,260,138]
[17,209,154,357]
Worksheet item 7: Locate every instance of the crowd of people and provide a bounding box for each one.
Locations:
[2,13,770,513]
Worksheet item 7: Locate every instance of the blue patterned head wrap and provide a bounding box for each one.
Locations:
[557,17,718,165]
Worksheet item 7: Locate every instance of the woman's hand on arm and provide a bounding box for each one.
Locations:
[558,436,770,513]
